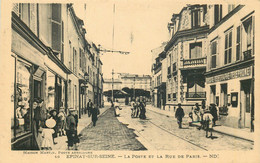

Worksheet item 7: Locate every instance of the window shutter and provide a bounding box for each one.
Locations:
[51,4,61,52]
[252,16,255,56]
[30,4,37,34]
[12,3,20,16]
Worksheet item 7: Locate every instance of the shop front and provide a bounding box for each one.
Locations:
[11,25,47,149]
[206,64,254,130]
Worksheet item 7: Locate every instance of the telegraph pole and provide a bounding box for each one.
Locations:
[112,69,114,102]
[133,76,135,100]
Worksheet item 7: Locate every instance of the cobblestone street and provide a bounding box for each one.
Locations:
[77,105,253,151]
[117,105,254,150]
[78,107,147,150]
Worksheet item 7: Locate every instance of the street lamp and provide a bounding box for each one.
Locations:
[80,72,89,119]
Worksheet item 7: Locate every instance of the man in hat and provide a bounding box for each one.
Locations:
[175,103,185,128]
[91,104,99,127]
[210,103,218,126]
[38,98,47,128]
[87,99,93,117]
[65,108,77,150]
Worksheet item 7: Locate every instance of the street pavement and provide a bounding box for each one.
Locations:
[53,104,253,151]
[79,107,146,150]
[116,105,253,150]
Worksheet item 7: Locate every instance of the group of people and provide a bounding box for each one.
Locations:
[40,99,99,150]
[175,102,219,139]
[130,98,146,119]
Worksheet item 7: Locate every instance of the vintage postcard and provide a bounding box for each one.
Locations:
[0,0,259,162]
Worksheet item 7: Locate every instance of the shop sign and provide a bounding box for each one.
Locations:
[207,67,251,84]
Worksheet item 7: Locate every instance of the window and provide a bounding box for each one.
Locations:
[51,4,61,52]
[187,74,205,98]
[214,5,222,25]
[47,70,55,110]
[191,10,201,28]
[211,41,217,68]
[190,42,202,59]
[12,61,32,139]
[236,26,241,61]
[224,30,232,64]
[243,17,253,50]
[69,41,72,70]
[73,48,77,74]
[220,84,228,107]
[210,85,216,104]
[20,4,30,26]
[79,49,82,69]
[168,94,171,101]
[61,21,64,62]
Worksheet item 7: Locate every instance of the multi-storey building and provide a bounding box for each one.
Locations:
[165,5,209,112]
[205,4,255,130]
[151,43,167,109]
[103,73,151,102]
[11,3,103,150]
[119,73,151,92]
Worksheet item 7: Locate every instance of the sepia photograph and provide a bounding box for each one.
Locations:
[1,0,260,162]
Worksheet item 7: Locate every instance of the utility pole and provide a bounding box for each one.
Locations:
[112,69,114,102]
[133,76,135,100]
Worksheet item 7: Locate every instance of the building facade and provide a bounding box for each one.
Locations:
[205,4,255,130]
[11,3,103,150]
[165,5,209,112]
[103,73,151,102]
[151,43,167,109]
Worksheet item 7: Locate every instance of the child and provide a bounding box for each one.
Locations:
[203,107,214,139]
[41,118,56,150]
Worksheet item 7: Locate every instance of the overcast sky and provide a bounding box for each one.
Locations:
[74,0,184,79]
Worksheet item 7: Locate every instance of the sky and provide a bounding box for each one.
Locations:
[74,0,184,79]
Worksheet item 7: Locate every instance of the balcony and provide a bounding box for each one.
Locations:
[182,57,206,69]
[186,92,206,99]
[243,49,252,60]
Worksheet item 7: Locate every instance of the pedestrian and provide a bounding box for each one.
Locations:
[37,98,47,128]
[131,100,136,118]
[210,103,218,126]
[135,98,140,118]
[65,108,78,150]
[203,107,214,139]
[87,99,93,117]
[91,104,100,127]
[41,118,56,150]
[57,107,66,136]
[49,109,58,144]
[33,98,41,132]
[139,99,146,119]
[175,103,185,128]
[72,110,80,149]
[114,100,121,117]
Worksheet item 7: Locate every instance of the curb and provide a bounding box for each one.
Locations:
[147,106,254,142]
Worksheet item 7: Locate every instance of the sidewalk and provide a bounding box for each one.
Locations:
[53,106,110,150]
[146,105,254,142]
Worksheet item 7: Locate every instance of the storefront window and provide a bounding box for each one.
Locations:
[11,57,15,139]
[47,71,55,111]
[12,61,31,138]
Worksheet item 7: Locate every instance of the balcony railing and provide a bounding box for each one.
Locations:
[243,49,252,60]
[186,92,206,98]
[183,57,206,67]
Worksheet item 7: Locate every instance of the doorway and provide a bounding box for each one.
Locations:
[241,79,251,128]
